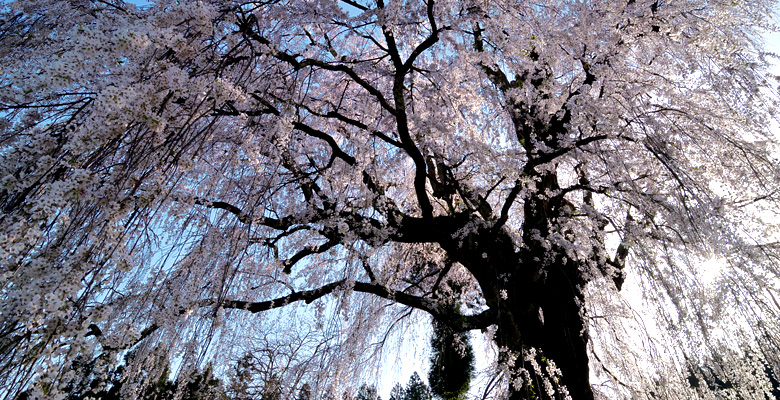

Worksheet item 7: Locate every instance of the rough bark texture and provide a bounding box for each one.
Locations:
[400,204,593,399]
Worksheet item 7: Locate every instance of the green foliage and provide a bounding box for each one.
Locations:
[428,281,475,400]
[404,372,432,400]
[384,372,433,400]
[428,321,474,400]
[388,383,404,400]
[355,383,381,400]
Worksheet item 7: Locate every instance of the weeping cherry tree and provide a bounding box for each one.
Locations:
[1,0,780,399]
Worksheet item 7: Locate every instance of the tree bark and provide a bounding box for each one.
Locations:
[496,258,594,400]
[430,216,594,399]
[496,168,595,400]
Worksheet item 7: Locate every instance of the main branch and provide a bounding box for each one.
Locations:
[217,279,495,332]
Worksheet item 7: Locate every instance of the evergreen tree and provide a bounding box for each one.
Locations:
[404,373,432,400]
[355,384,381,400]
[428,320,475,400]
[428,280,475,400]
[389,383,405,400]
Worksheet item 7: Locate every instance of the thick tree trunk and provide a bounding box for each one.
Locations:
[436,220,594,399]
[426,165,595,399]
[496,258,594,400]
[495,169,594,400]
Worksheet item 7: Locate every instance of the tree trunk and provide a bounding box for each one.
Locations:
[496,257,594,400]
[431,165,594,399]
[436,218,594,399]
[495,169,595,400]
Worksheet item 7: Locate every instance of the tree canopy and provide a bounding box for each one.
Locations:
[1,0,780,399]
